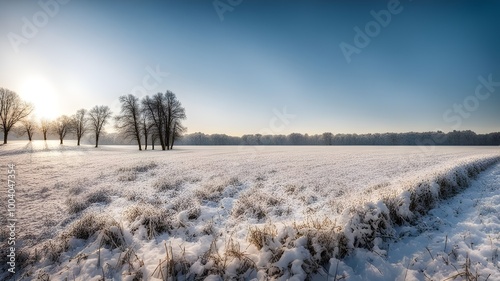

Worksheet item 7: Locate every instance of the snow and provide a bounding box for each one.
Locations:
[0,140,499,280]
[330,162,500,281]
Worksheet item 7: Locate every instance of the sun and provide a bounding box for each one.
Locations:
[19,76,60,120]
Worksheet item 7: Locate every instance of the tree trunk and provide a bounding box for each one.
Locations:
[60,138,63,144]
[144,134,148,150]
[159,133,165,150]
[136,132,142,151]
[3,130,8,144]
[77,137,81,146]
[95,134,99,148]
[162,123,169,151]
[43,132,47,141]
[164,127,170,151]
[156,124,166,151]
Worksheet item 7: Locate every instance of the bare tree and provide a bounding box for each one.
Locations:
[53,115,72,144]
[151,133,158,150]
[165,91,186,150]
[72,109,88,146]
[18,118,38,141]
[0,88,34,144]
[140,112,154,150]
[141,91,186,151]
[88,105,112,148]
[142,94,166,150]
[115,94,142,150]
[40,119,51,141]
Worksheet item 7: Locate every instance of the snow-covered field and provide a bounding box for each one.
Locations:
[0,141,499,280]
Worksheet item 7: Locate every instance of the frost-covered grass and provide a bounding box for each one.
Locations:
[0,140,499,280]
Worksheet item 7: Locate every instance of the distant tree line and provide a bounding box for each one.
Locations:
[0,87,186,150]
[175,131,500,146]
[2,86,499,147]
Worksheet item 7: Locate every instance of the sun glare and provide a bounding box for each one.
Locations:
[19,76,60,120]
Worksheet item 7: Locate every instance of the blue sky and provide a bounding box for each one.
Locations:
[1,0,499,135]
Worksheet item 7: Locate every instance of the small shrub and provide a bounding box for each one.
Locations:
[118,171,137,182]
[344,202,393,250]
[124,190,144,202]
[36,270,50,281]
[66,212,108,240]
[223,238,256,277]
[154,178,184,192]
[124,204,174,239]
[366,182,390,194]
[454,169,469,188]
[53,182,68,189]
[227,176,241,186]
[172,195,201,220]
[409,182,437,215]
[68,185,83,195]
[42,238,70,262]
[65,198,88,214]
[40,213,122,263]
[233,196,266,220]
[437,175,459,199]
[255,174,267,181]
[195,184,225,202]
[198,239,226,277]
[151,245,190,280]
[133,161,157,173]
[383,194,412,225]
[284,184,297,195]
[293,218,346,263]
[86,189,110,204]
[232,188,282,220]
[118,161,157,173]
[65,189,111,214]
[100,224,126,250]
[117,162,157,181]
[248,224,278,250]
[187,207,201,221]
[195,177,242,202]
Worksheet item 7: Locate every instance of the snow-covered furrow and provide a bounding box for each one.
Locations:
[325,161,500,281]
[245,156,500,280]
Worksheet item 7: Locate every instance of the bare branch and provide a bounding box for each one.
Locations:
[0,88,34,144]
[88,105,112,148]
